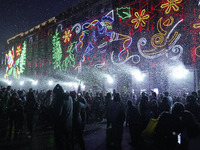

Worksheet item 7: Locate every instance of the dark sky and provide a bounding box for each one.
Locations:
[0,0,83,52]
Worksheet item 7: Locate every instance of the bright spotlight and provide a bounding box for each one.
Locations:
[48,80,53,86]
[7,80,12,85]
[20,81,24,86]
[105,74,114,84]
[32,80,38,86]
[171,65,189,79]
[64,82,73,87]
[132,69,145,82]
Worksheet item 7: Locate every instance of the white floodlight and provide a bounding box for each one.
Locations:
[32,80,38,86]
[105,74,114,84]
[132,69,146,82]
[171,65,189,79]
[20,81,24,86]
[48,80,53,86]
[153,88,159,95]
[7,80,12,85]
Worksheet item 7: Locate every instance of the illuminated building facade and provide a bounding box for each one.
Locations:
[1,0,200,95]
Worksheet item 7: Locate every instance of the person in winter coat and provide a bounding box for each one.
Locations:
[107,93,125,150]
[52,84,73,150]
[70,91,87,150]
[126,100,141,147]
[7,92,19,140]
[25,88,38,139]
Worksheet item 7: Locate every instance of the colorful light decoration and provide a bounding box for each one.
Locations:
[160,0,182,15]
[130,9,150,29]
[137,17,183,59]
[61,27,75,46]
[126,4,155,34]
[15,43,22,58]
[20,41,27,74]
[62,42,77,71]
[116,7,131,20]
[52,32,62,71]
[4,0,198,79]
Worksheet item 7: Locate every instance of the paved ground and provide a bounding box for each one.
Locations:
[0,120,134,150]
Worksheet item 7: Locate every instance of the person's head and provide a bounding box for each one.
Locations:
[70,91,76,100]
[141,95,148,104]
[151,91,157,98]
[127,100,133,107]
[53,84,64,96]
[77,92,82,98]
[162,96,169,104]
[186,95,196,104]
[197,90,200,96]
[12,92,19,99]
[106,92,111,100]
[7,86,11,91]
[113,93,121,102]
[171,102,185,118]
[181,110,200,138]
[191,91,198,98]
[164,91,169,96]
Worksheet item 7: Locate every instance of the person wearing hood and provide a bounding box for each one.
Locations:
[52,84,73,150]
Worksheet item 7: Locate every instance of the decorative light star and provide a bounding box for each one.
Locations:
[16,43,22,58]
[160,0,182,15]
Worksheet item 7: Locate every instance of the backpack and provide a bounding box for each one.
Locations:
[141,116,160,140]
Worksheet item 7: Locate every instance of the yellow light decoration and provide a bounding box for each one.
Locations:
[195,46,200,57]
[163,16,174,26]
[4,74,8,79]
[7,33,24,44]
[161,0,182,15]
[62,29,73,44]
[85,20,98,29]
[157,17,168,35]
[16,44,22,58]
[131,9,150,29]
[42,21,47,26]
[143,16,179,56]
[193,23,200,29]
[30,28,34,32]
[25,31,29,35]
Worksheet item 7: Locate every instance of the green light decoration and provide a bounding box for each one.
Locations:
[62,41,77,71]
[20,41,27,74]
[52,32,62,71]
[117,7,131,20]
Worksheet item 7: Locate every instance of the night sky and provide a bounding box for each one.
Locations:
[0,0,83,52]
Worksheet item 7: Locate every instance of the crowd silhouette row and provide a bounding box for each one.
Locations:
[0,85,200,150]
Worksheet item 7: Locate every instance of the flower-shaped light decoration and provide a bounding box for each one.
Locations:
[161,0,182,15]
[16,43,22,58]
[61,27,75,46]
[131,9,150,29]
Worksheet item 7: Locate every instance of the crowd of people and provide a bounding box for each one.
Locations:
[0,84,200,150]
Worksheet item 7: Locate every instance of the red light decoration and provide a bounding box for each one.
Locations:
[191,47,196,63]
[184,9,200,44]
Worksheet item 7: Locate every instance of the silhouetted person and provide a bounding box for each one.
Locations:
[52,84,73,150]
[154,102,185,150]
[177,110,200,150]
[108,93,125,150]
[185,95,200,122]
[126,100,141,148]
[25,88,38,139]
[70,91,86,150]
